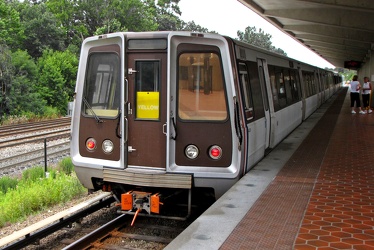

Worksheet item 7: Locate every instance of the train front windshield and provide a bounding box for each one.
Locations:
[83,53,121,118]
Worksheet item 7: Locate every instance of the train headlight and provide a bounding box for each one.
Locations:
[209,145,222,160]
[185,145,199,159]
[102,139,114,154]
[86,138,96,151]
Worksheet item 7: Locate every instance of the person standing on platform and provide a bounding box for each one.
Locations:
[362,77,372,114]
[350,75,365,114]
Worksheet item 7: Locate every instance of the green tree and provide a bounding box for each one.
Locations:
[8,50,46,115]
[108,0,158,32]
[180,20,211,33]
[153,0,182,31]
[0,43,13,118]
[37,49,78,115]
[18,2,65,58]
[0,0,24,49]
[45,0,90,48]
[237,26,287,56]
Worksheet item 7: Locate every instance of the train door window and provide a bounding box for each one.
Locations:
[247,61,265,120]
[135,60,160,120]
[274,67,287,109]
[302,71,310,97]
[258,65,269,111]
[303,71,317,97]
[268,65,280,111]
[178,52,227,121]
[83,53,120,118]
[284,70,293,104]
[238,63,254,121]
[292,69,301,101]
[288,69,300,102]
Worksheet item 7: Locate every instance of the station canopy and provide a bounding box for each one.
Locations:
[238,0,374,69]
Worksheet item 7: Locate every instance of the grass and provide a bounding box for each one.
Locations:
[0,158,87,228]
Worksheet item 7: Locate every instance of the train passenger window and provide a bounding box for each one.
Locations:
[135,61,160,120]
[178,52,227,121]
[238,63,254,121]
[83,53,120,118]
[269,65,301,109]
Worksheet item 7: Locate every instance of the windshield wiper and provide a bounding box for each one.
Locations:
[83,97,103,123]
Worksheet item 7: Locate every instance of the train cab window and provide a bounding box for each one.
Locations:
[238,63,254,121]
[135,60,160,120]
[178,52,227,121]
[83,53,120,118]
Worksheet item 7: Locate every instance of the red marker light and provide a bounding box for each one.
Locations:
[86,138,96,151]
[209,145,222,160]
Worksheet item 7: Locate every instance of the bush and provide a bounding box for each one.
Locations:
[0,114,29,125]
[22,166,45,182]
[0,176,19,194]
[43,106,60,119]
[0,110,61,125]
[58,157,74,175]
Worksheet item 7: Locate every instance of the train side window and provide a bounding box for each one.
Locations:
[135,60,160,120]
[238,63,254,121]
[83,53,120,118]
[178,52,227,121]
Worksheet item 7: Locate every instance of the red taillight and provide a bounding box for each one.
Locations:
[86,138,96,151]
[209,145,222,160]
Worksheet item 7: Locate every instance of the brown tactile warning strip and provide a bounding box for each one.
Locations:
[220,87,373,250]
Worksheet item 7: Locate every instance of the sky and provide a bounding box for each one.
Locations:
[178,0,336,69]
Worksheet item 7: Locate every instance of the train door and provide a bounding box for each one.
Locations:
[73,34,125,170]
[167,34,235,180]
[257,59,271,149]
[125,53,167,169]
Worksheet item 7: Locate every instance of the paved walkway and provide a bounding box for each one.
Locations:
[220,88,374,250]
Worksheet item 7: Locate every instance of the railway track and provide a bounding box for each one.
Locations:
[63,214,187,250]
[0,192,193,250]
[0,117,71,137]
[0,118,72,175]
[0,141,70,174]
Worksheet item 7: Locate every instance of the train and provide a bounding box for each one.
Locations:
[70,31,341,219]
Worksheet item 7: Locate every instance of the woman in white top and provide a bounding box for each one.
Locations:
[350,75,365,114]
[361,77,372,114]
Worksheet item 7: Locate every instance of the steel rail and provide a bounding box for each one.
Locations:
[62,214,127,250]
[0,117,70,132]
[0,130,70,149]
[0,122,71,137]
